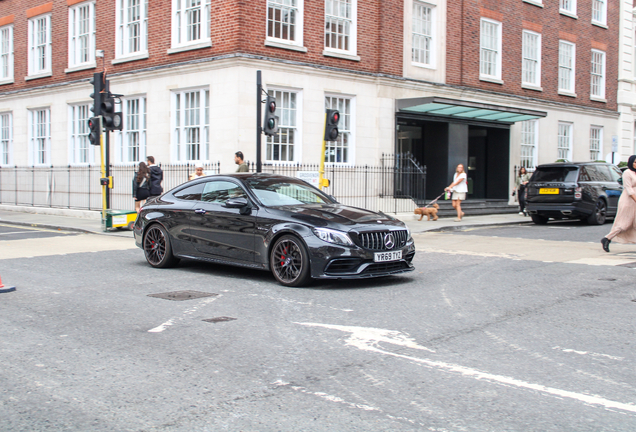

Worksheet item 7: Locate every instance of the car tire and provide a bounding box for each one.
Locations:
[270,235,312,287]
[587,200,607,225]
[143,223,180,268]
[530,214,548,225]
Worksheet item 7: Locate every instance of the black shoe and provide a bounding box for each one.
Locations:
[601,237,611,253]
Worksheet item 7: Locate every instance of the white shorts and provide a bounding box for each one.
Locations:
[451,192,466,201]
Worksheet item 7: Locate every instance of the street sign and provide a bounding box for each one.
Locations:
[612,135,618,153]
[296,171,320,187]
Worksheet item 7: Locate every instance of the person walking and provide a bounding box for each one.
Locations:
[516,166,532,216]
[189,162,205,180]
[235,151,249,172]
[132,161,150,213]
[445,164,468,222]
[146,155,164,198]
[601,155,636,252]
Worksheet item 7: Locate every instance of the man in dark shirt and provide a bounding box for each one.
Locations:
[146,155,164,197]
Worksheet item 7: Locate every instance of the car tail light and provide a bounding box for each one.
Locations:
[574,187,582,199]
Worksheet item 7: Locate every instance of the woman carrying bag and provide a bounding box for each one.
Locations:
[132,161,150,213]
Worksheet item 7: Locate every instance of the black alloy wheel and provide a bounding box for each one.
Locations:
[143,224,179,268]
[587,200,607,225]
[530,214,548,225]
[270,235,311,287]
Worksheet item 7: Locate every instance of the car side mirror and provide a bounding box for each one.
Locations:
[224,197,252,215]
[617,177,623,185]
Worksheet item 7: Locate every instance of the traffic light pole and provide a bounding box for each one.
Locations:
[256,70,262,173]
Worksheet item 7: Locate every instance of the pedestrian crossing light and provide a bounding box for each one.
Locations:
[262,95,279,136]
[324,109,340,141]
[88,116,102,146]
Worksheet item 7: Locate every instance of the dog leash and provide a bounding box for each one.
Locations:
[423,191,445,208]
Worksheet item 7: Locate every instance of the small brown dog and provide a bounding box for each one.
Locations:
[414,203,439,221]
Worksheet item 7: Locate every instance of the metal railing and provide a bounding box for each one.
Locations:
[0,155,427,214]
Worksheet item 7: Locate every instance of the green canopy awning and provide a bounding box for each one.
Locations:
[397,97,547,123]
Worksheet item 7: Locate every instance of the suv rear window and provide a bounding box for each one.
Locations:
[530,167,578,182]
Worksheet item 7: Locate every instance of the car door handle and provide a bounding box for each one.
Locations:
[195,208,206,214]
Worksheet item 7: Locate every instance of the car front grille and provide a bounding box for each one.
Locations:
[361,261,410,274]
[325,258,362,274]
[356,230,408,251]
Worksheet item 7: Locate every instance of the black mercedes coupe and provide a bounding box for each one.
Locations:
[134,173,415,287]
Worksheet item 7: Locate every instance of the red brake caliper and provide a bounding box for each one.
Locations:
[280,246,287,266]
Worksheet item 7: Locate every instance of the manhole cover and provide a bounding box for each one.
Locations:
[203,316,237,323]
[581,293,600,298]
[148,290,218,301]
[618,262,636,268]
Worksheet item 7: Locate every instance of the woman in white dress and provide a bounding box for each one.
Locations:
[445,164,468,222]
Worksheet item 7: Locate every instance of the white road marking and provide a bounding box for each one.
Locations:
[148,296,220,333]
[552,346,625,361]
[297,322,636,415]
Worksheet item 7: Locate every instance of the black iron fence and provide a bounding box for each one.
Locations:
[0,154,427,213]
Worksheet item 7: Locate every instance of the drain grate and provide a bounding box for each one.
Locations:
[618,262,636,268]
[147,290,218,301]
[598,278,617,281]
[581,293,600,298]
[203,316,237,323]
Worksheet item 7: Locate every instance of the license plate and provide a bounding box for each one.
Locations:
[374,250,402,262]
[539,188,559,194]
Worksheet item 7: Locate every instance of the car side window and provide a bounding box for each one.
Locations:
[595,165,612,182]
[578,166,591,182]
[608,165,622,182]
[201,180,246,204]
[173,183,204,201]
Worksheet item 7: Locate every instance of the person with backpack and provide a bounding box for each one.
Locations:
[146,155,164,198]
[132,161,150,213]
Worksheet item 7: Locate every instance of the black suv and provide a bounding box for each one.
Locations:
[525,162,623,225]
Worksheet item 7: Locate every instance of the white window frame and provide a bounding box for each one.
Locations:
[479,18,502,81]
[116,0,148,60]
[0,112,12,166]
[115,96,147,164]
[591,0,607,26]
[558,40,576,94]
[265,88,301,163]
[68,2,96,69]
[324,0,357,56]
[171,88,210,163]
[28,108,51,166]
[590,126,603,161]
[68,104,94,165]
[171,0,211,49]
[0,25,14,83]
[324,94,355,165]
[559,0,577,16]
[411,2,435,68]
[28,14,52,77]
[266,0,303,48]
[558,122,573,161]
[590,49,605,99]
[521,30,541,88]
[520,120,538,169]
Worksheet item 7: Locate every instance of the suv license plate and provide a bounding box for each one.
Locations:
[374,251,402,262]
[540,188,559,194]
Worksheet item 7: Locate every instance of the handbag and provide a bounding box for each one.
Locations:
[512,190,516,196]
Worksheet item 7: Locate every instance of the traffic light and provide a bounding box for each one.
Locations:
[101,96,123,131]
[324,109,340,141]
[88,116,102,146]
[89,72,104,117]
[262,95,279,136]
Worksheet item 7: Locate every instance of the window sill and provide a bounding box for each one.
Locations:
[479,76,504,85]
[559,10,578,19]
[25,71,52,81]
[591,96,607,103]
[322,50,361,62]
[592,21,608,29]
[112,52,149,65]
[411,62,436,70]
[265,40,307,53]
[522,83,543,92]
[523,0,544,8]
[167,40,212,55]
[64,62,96,74]
[0,77,14,86]
[558,90,577,98]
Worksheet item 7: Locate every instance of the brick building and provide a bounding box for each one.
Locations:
[0,0,621,203]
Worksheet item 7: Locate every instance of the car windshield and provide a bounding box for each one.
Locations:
[247,177,333,206]
[531,167,579,182]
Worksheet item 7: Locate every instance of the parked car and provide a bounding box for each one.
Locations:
[134,173,415,286]
[525,162,623,225]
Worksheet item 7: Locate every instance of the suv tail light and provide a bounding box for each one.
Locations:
[574,187,582,199]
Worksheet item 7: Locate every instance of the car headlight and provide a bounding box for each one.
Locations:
[405,225,412,240]
[312,227,354,246]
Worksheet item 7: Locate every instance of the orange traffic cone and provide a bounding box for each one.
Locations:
[0,274,15,293]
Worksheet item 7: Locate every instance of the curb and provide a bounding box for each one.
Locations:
[415,220,533,233]
[0,219,132,238]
